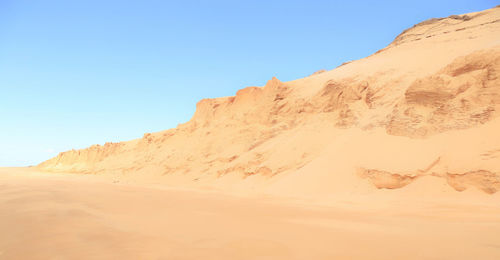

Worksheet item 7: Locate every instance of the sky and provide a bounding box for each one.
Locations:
[0,0,497,166]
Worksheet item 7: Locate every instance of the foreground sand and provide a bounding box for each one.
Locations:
[1,167,499,260]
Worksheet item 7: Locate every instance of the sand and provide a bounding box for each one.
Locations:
[1,167,499,260]
[36,7,500,195]
[3,6,500,260]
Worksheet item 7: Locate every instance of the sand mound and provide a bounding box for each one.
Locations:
[38,6,500,195]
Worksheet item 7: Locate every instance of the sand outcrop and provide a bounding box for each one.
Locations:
[387,48,500,137]
[38,6,500,194]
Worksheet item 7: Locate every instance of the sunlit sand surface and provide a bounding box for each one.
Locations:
[1,167,499,259]
[3,6,500,260]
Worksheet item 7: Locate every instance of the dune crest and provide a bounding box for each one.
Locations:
[38,7,500,194]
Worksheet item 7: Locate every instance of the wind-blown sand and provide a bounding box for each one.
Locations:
[2,6,500,260]
[1,167,499,260]
[36,7,500,195]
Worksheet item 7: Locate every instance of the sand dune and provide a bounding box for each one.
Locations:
[2,6,500,260]
[37,7,500,196]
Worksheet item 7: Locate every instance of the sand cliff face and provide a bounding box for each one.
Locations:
[38,7,500,194]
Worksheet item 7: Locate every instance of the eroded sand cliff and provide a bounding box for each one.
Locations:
[38,7,500,195]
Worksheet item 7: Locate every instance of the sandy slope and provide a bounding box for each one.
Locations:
[36,7,500,196]
[7,7,500,258]
[1,167,500,260]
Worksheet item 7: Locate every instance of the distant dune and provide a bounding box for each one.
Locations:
[38,6,500,196]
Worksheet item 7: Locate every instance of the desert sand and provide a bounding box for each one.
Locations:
[2,6,500,260]
[37,7,500,195]
[1,167,500,260]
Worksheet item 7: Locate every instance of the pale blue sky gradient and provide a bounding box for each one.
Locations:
[0,0,497,166]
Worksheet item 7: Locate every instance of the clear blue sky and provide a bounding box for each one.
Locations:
[0,0,496,166]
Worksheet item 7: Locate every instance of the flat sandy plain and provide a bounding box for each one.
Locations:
[1,167,499,259]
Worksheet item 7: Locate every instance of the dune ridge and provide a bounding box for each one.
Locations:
[38,7,500,195]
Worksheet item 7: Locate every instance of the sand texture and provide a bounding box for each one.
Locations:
[36,7,500,196]
[1,167,500,260]
[3,6,500,259]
